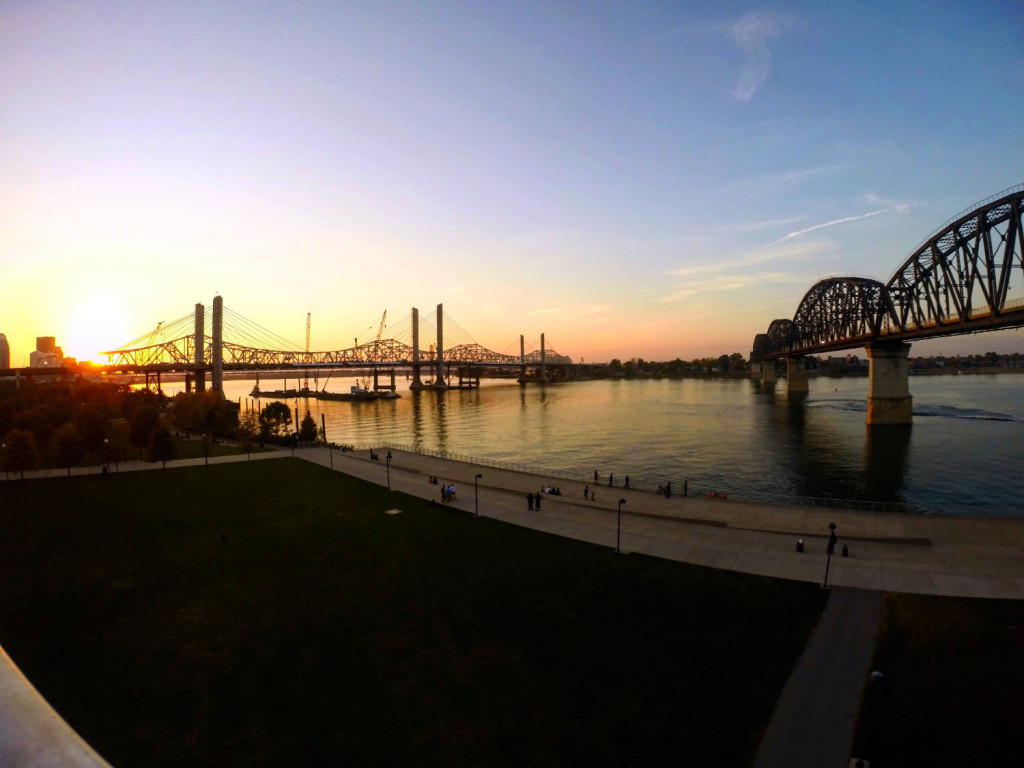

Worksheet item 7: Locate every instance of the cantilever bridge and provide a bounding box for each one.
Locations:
[98,303,574,391]
[750,185,1024,424]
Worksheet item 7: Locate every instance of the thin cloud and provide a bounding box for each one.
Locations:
[776,203,917,242]
[729,10,794,101]
[669,238,832,279]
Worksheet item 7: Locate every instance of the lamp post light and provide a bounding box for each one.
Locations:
[616,498,627,553]
[386,451,392,490]
[822,522,838,589]
[474,473,483,517]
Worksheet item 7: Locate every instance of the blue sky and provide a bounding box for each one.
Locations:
[2,0,1022,364]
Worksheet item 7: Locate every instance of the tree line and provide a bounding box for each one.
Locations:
[0,379,320,478]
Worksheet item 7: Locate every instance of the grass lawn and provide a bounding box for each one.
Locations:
[0,459,826,767]
[169,437,270,461]
[851,593,1024,767]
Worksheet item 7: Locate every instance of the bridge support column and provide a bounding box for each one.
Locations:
[410,307,424,390]
[194,303,206,392]
[866,342,912,425]
[761,360,777,384]
[749,361,761,379]
[786,356,809,394]
[212,295,223,393]
[518,335,526,384]
[539,333,548,382]
[434,303,447,390]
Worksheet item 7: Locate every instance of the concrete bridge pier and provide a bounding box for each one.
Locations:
[433,303,447,391]
[785,356,809,394]
[539,333,548,383]
[761,360,777,384]
[518,335,527,384]
[750,361,762,379]
[194,303,206,392]
[410,307,425,390]
[212,295,223,393]
[866,341,913,425]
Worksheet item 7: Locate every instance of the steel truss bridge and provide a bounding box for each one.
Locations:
[98,303,573,384]
[751,185,1024,361]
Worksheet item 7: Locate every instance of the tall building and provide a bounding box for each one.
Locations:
[29,336,64,368]
[0,333,9,369]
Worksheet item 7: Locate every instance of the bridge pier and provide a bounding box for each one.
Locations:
[785,356,809,394]
[539,333,548,382]
[194,303,206,392]
[761,360,777,384]
[750,361,762,379]
[866,341,913,425]
[410,307,425,390]
[212,295,223,393]
[433,303,447,390]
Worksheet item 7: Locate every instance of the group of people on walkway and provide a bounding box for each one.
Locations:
[428,476,457,502]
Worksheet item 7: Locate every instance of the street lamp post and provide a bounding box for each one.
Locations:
[616,498,627,553]
[822,522,838,589]
[386,451,392,490]
[1,443,6,481]
[474,473,483,517]
[103,438,109,476]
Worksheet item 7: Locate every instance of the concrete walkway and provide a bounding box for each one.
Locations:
[306,446,1024,600]
[753,588,883,768]
[2,446,1022,767]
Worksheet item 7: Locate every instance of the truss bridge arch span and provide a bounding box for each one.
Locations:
[749,184,1024,424]
[789,277,893,355]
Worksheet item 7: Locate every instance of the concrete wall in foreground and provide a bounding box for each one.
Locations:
[0,644,113,768]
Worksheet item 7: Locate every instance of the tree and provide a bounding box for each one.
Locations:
[2,428,40,480]
[237,411,259,459]
[128,404,160,459]
[51,422,84,478]
[718,354,730,372]
[298,411,318,442]
[259,401,292,438]
[147,425,177,470]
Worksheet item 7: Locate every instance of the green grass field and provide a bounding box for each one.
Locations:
[851,593,1024,767]
[0,459,826,767]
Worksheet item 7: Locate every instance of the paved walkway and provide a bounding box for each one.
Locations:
[307,446,1024,600]
[753,588,883,768]
[2,446,1022,767]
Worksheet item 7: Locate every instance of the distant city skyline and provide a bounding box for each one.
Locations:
[2,1,1022,364]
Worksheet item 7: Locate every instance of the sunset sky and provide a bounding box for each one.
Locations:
[2,1,1022,365]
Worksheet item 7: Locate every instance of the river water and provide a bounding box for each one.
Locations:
[215,373,1023,516]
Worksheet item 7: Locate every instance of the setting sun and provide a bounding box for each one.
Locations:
[65,291,131,364]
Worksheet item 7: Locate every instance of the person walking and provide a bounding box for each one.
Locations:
[527,492,535,511]
[624,475,631,490]
[594,470,599,483]
[584,484,589,500]
[665,481,672,498]
[609,472,614,487]
[683,480,688,497]
[535,492,541,511]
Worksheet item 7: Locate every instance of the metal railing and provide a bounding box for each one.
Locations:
[340,441,917,514]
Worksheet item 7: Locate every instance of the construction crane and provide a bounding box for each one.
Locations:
[373,310,387,360]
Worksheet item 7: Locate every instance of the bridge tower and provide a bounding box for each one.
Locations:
[193,303,206,392]
[539,333,548,382]
[785,356,809,394]
[866,341,912,425]
[434,303,447,390]
[212,295,223,393]
[410,307,424,390]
